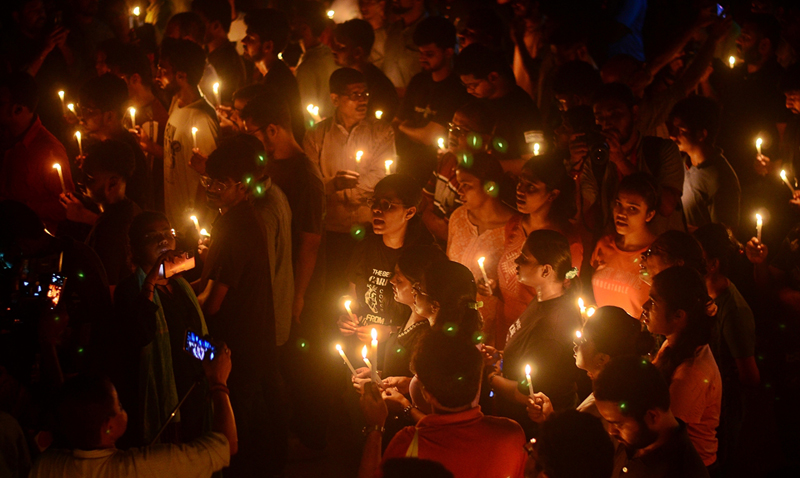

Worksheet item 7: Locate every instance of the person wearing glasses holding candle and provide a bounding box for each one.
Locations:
[0,72,74,233]
[668,96,740,231]
[447,151,519,346]
[305,68,395,302]
[483,229,581,437]
[157,38,219,226]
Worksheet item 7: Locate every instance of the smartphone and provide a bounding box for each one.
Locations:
[184,330,216,361]
[47,274,66,309]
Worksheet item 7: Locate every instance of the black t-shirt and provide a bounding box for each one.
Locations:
[382,319,430,377]
[265,153,325,254]
[207,41,247,104]
[396,71,471,184]
[485,85,543,159]
[260,60,306,143]
[363,63,400,123]
[110,130,154,211]
[85,198,141,286]
[347,217,434,327]
[203,201,275,380]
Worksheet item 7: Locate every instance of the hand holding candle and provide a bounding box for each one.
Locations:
[477,256,490,285]
[190,215,201,235]
[756,137,763,155]
[336,344,357,376]
[525,364,535,396]
[756,214,763,242]
[52,163,66,193]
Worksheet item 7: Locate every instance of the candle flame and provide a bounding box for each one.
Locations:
[58,90,65,100]
[200,228,209,236]
[578,297,585,311]
[344,300,352,313]
[213,82,220,95]
[385,159,393,171]
[327,10,335,18]
[728,56,735,68]
[533,143,540,155]
[576,330,582,339]
[375,110,383,119]
[438,137,445,149]
[781,170,788,181]
[336,344,343,352]
[75,131,81,141]
[756,138,763,149]
[192,127,198,134]
[356,150,363,162]
[129,106,136,116]
[306,104,320,116]
[371,328,377,341]
[361,345,368,359]
[133,6,140,16]
[67,103,75,112]
[52,163,61,171]
[477,256,485,267]
[586,307,596,318]
[525,364,531,376]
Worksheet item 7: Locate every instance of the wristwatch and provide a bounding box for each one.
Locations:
[362,425,385,436]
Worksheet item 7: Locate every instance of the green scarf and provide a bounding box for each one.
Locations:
[135,268,207,443]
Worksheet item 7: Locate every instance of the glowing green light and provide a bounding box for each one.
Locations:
[492,136,508,154]
[483,181,499,198]
[78,347,85,354]
[77,271,85,279]
[467,132,483,150]
[459,151,474,169]
[457,376,464,381]
[447,326,454,332]
[54,316,60,322]
[259,155,265,162]
[396,348,402,353]
[619,402,627,410]
[350,223,366,241]
[256,186,263,194]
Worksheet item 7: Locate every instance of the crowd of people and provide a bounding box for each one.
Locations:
[2,0,800,477]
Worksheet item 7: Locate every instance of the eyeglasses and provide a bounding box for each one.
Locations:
[142,229,176,243]
[448,122,471,138]
[411,283,430,299]
[201,176,240,193]
[340,90,370,101]
[367,197,404,212]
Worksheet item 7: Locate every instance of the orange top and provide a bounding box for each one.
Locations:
[590,234,651,318]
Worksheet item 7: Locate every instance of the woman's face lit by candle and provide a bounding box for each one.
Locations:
[370,189,414,236]
[455,169,489,210]
[514,243,543,287]
[390,264,414,306]
[516,172,558,216]
[411,279,437,321]
[613,191,655,236]
[641,283,675,336]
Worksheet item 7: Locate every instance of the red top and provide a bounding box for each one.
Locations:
[1,117,73,232]
[380,406,527,478]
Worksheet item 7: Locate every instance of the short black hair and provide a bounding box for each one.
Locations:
[129,211,170,266]
[192,0,233,33]
[107,44,153,88]
[167,12,206,44]
[293,0,328,38]
[593,82,637,109]
[594,356,671,421]
[455,150,505,185]
[335,19,375,53]
[583,306,655,358]
[0,71,39,111]
[206,134,266,183]
[669,96,721,143]
[232,84,269,104]
[245,8,291,53]
[83,140,136,180]
[239,92,292,130]
[525,229,574,281]
[79,73,130,117]
[617,172,659,212]
[454,43,511,80]
[742,13,782,52]
[382,458,454,478]
[374,174,422,209]
[649,230,707,276]
[536,410,615,478]
[57,375,116,450]
[553,61,602,99]
[97,38,126,68]
[520,154,577,223]
[411,331,483,409]
[396,245,447,285]
[330,67,366,95]
[413,16,456,50]
[160,38,207,86]
[693,223,741,277]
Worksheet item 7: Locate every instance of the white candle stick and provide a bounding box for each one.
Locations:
[756,214,763,242]
[437,137,445,150]
[52,163,66,193]
[384,159,393,175]
[362,345,382,385]
[375,110,383,120]
[729,56,735,69]
[533,143,540,156]
[213,82,221,107]
[199,228,210,237]
[781,170,796,193]
[129,107,136,128]
[190,215,201,235]
[191,127,198,149]
[67,103,76,115]
[336,344,357,375]
[756,137,763,155]
[371,328,378,365]
[477,256,490,285]
[306,104,322,123]
[344,300,358,322]
[58,90,65,114]
[525,364,535,396]
[75,131,83,156]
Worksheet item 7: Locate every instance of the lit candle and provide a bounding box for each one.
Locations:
[533,143,540,156]
[477,256,490,285]
[336,344,357,376]
[190,215,201,235]
[58,90,65,114]
[362,345,382,385]
[213,82,221,106]
[384,159,393,175]
[129,107,136,128]
[375,110,383,120]
[525,364,535,396]
[200,228,210,237]
[756,137,763,155]
[67,103,76,115]
[578,298,586,314]
[344,299,357,322]
[729,56,735,69]
[306,104,322,123]
[75,131,83,156]
[586,307,596,318]
[371,328,378,364]
[756,214,763,242]
[575,330,582,339]
[191,127,198,149]
[327,10,335,19]
[780,170,796,193]
[52,163,66,193]
[437,137,445,150]
[356,150,363,165]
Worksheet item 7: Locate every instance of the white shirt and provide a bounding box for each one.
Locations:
[30,432,230,478]
[163,96,219,225]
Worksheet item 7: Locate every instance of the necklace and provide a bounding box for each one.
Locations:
[397,319,428,339]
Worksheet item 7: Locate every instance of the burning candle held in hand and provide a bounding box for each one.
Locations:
[192,127,198,149]
[384,159,393,175]
[756,137,763,155]
[375,110,383,120]
[129,107,136,128]
[781,170,796,193]
[477,256,490,285]
[525,364,535,396]
[75,131,83,156]
[52,163,66,193]
[344,299,357,322]
[756,214,763,242]
[336,344,357,376]
[213,82,221,106]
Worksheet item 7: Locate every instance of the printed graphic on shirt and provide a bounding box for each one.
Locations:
[164,122,180,170]
[414,104,436,119]
[363,267,391,325]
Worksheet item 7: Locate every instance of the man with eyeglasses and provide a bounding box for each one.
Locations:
[304,67,395,300]
[195,136,286,476]
[394,16,471,186]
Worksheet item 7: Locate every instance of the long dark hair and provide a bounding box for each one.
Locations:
[525,229,575,288]
[651,266,715,384]
[423,260,483,339]
[584,306,655,358]
[520,154,577,228]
